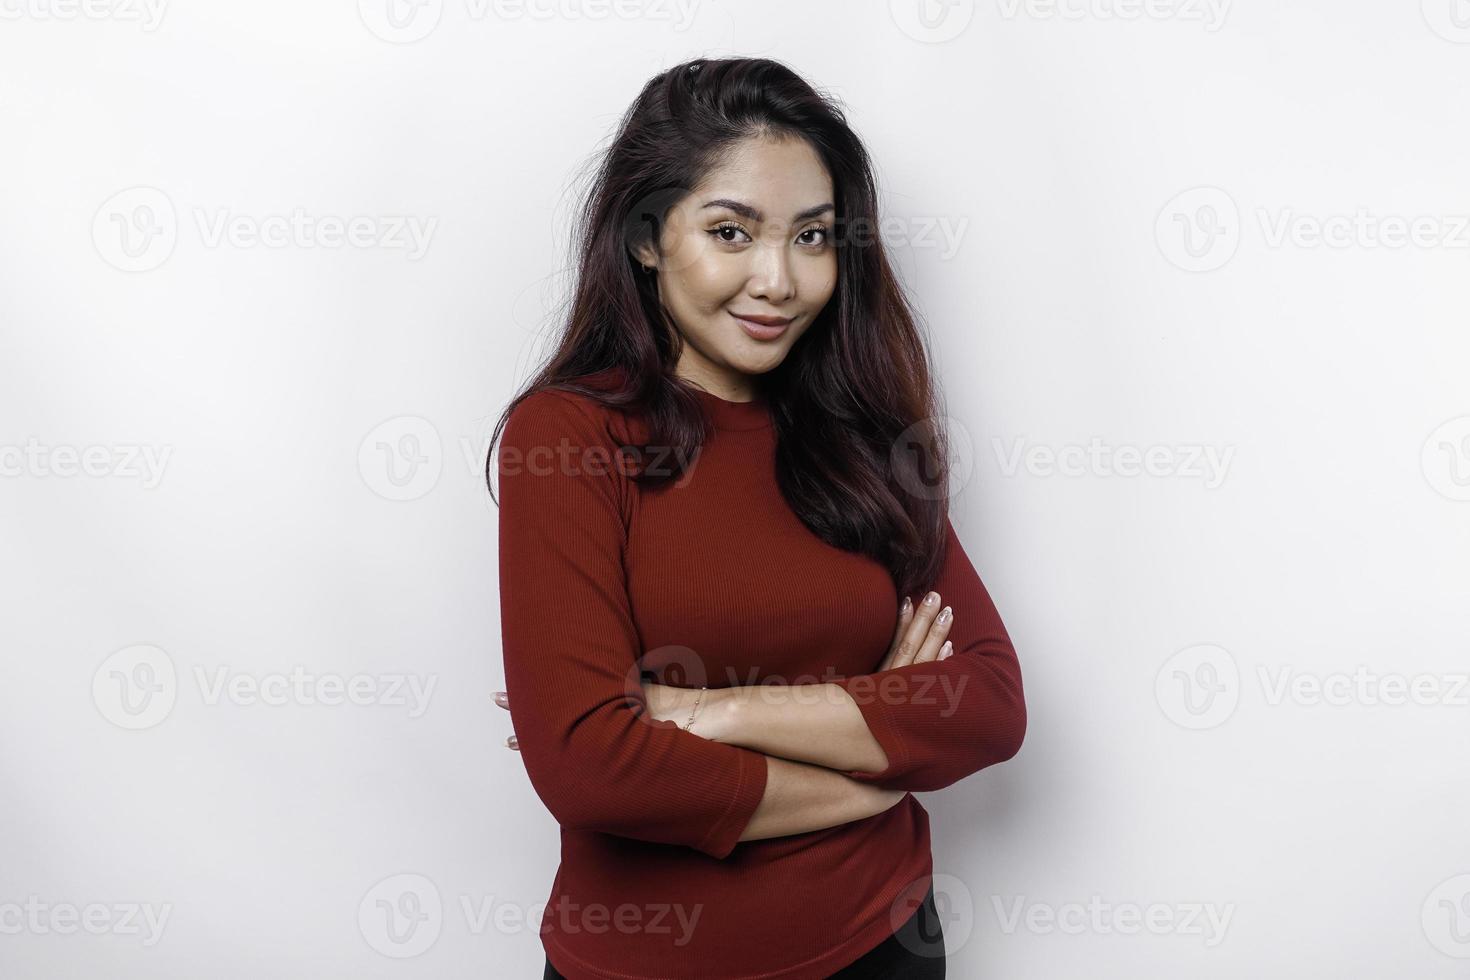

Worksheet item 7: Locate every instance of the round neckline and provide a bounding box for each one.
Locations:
[690,385,772,432]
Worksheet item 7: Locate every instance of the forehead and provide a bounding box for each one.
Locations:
[693,136,833,207]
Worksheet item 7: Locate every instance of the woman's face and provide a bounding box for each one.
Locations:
[636,135,838,400]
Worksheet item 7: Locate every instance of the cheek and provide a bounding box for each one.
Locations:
[802,255,838,305]
[677,252,744,311]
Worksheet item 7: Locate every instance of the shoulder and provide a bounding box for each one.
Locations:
[500,380,642,490]
[498,382,635,520]
[504,369,644,447]
[504,385,612,444]
[505,387,601,434]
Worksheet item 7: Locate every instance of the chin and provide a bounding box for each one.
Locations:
[724,346,788,375]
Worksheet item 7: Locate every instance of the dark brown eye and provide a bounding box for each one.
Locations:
[709,223,750,244]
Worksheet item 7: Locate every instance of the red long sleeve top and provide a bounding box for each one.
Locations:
[497,372,1026,979]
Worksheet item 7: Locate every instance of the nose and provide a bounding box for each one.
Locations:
[747,237,796,303]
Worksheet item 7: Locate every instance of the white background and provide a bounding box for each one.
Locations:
[2,1,1469,977]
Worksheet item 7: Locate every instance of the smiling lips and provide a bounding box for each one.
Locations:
[731,311,793,340]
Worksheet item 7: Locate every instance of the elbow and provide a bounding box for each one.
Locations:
[534,776,646,840]
[517,737,750,859]
[515,739,618,834]
[523,767,591,833]
[525,755,644,837]
[966,707,1025,777]
[997,700,1027,763]
[972,679,1027,771]
[992,656,1027,763]
[994,668,1028,763]
[538,788,603,835]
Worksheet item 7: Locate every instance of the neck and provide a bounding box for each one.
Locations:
[672,351,759,403]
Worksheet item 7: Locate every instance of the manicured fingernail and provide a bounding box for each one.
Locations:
[924,591,939,606]
[901,596,912,614]
[940,642,952,659]
[938,606,952,624]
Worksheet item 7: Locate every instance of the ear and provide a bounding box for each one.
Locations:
[629,242,659,270]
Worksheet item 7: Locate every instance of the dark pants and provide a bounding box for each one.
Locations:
[542,883,945,979]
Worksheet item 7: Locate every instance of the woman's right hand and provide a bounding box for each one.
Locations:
[876,591,954,672]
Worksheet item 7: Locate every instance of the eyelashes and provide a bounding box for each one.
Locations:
[708,222,830,249]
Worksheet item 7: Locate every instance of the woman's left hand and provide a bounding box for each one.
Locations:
[493,690,518,750]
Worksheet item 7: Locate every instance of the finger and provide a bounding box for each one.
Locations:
[911,605,952,664]
[878,596,914,673]
[892,591,942,669]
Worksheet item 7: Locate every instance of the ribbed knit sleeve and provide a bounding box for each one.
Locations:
[497,390,768,860]
[831,517,1026,793]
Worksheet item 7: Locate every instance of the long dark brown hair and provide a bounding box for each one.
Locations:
[485,56,953,597]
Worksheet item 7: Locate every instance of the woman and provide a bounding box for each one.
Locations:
[487,57,1026,979]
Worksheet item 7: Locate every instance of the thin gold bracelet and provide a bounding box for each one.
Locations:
[681,686,708,732]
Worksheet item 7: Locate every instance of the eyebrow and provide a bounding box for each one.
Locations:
[701,198,835,223]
